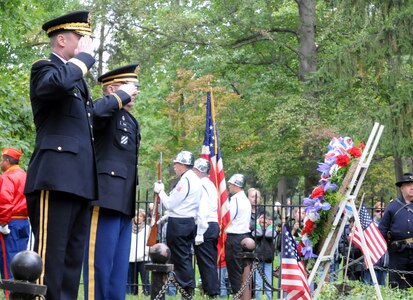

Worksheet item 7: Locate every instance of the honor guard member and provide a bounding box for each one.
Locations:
[379,173,413,289]
[83,65,139,300]
[225,173,251,294]
[0,148,30,281]
[193,158,220,297]
[24,11,134,300]
[24,10,99,300]
[154,151,202,298]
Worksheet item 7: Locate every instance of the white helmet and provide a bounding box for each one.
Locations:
[228,173,245,188]
[173,150,194,166]
[193,158,211,174]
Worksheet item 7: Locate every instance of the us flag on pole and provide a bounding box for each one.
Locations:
[201,91,230,264]
[350,204,387,266]
[281,224,312,300]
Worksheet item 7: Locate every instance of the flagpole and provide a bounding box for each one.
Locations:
[209,87,219,187]
[343,194,365,288]
[349,196,383,300]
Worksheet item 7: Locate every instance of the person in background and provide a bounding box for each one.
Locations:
[225,173,251,295]
[83,64,139,300]
[24,11,98,299]
[340,217,364,281]
[252,212,276,300]
[363,201,388,285]
[290,207,306,240]
[379,173,413,289]
[193,158,220,298]
[217,258,230,298]
[127,209,150,295]
[248,188,265,232]
[154,150,202,298]
[0,148,30,281]
[273,201,282,226]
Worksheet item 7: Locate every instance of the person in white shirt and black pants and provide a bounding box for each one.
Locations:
[224,174,252,295]
[154,151,202,298]
[193,158,220,297]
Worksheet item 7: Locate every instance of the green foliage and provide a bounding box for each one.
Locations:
[319,280,413,300]
[0,0,410,197]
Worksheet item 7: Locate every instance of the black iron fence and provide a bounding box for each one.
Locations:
[127,189,393,297]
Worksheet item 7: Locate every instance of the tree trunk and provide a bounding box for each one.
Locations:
[277,177,287,203]
[297,0,320,192]
[297,0,317,80]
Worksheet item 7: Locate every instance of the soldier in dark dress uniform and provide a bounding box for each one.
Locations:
[379,173,413,289]
[83,65,140,300]
[24,11,98,300]
[25,12,138,300]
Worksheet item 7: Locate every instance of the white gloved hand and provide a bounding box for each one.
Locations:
[195,234,204,246]
[0,224,10,235]
[157,214,169,225]
[154,182,165,193]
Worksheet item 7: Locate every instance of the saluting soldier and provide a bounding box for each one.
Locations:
[379,173,413,289]
[83,65,139,300]
[24,11,98,300]
[24,11,138,300]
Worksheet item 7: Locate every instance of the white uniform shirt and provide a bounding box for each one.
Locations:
[159,169,202,218]
[225,190,251,234]
[196,177,219,236]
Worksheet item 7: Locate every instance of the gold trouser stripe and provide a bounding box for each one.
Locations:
[38,190,49,286]
[88,206,100,300]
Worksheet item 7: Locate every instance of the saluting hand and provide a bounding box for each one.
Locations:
[118,83,138,98]
[75,36,94,56]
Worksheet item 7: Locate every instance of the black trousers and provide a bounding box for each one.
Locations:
[194,222,220,296]
[225,233,250,294]
[26,190,89,300]
[388,247,413,289]
[166,217,196,289]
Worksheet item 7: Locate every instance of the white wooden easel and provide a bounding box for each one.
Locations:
[307,122,385,300]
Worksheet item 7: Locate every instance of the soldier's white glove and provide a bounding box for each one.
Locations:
[0,224,10,235]
[154,182,165,193]
[157,214,169,225]
[195,234,204,246]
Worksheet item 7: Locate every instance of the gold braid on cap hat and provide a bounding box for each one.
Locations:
[46,22,92,35]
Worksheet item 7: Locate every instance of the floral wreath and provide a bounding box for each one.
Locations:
[297,136,365,260]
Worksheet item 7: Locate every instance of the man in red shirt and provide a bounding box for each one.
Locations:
[0,148,30,280]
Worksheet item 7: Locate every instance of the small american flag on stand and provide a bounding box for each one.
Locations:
[281,224,312,300]
[201,90,230,265]
[350,204,387,266]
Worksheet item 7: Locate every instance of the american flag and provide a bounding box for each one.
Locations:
[201,91,230,264]
[281,224,312,300]
[350,204,387,266]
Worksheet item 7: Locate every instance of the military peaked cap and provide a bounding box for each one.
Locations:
[98,64,140,87]
[42,10,92,37]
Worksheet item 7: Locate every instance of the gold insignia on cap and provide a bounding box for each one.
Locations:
[410,176,413,180]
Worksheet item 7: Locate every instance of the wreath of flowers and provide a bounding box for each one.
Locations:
[297,136,365,260]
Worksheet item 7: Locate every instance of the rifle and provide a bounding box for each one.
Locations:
[147,152,162,246]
